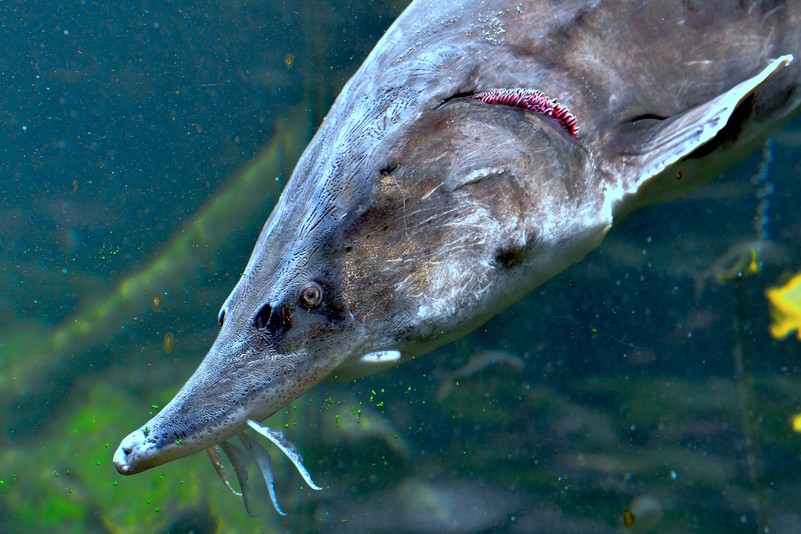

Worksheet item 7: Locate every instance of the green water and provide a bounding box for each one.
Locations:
[2,1,801,532]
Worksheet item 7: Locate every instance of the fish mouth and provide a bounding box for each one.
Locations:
[111,359,330,514]
[112,416,322,516]
[112,430,142,474]
[112,330,351,512]
[112,425,194,475]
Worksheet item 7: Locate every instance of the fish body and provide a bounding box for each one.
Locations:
[114,0,801,511]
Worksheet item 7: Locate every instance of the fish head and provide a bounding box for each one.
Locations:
[112,218,369,473]
[114,30,609,476]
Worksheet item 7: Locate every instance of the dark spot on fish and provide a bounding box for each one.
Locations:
[379,163,398,176]
[494,245,526,269]
[253,303,273,329]
[253,302,293,335]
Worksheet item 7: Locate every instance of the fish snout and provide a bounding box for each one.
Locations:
[113,429,150,475]
[113,421,196,475]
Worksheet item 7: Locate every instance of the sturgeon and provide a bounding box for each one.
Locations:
[114,0,801,514]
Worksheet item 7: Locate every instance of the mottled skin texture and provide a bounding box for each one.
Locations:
[115,0,800,477]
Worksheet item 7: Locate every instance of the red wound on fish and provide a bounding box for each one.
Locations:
[468,88,579,137]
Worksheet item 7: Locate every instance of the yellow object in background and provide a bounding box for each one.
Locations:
[713,245,761,284]
[792,413,801,434]
[766,273,801,340]
[163,332,175,353]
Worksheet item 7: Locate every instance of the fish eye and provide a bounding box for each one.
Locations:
[299,281,323,310]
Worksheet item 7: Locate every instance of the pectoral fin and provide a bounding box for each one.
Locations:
[614,54,793,216]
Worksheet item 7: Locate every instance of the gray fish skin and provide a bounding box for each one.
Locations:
[114,0,800,474]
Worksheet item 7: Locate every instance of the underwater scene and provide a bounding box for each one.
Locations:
[2,1,801,532]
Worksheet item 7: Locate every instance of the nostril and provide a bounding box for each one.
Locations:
[123,446,132,454]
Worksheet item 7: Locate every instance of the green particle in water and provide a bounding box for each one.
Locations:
[53,471,58,478]
[113,480,118,487]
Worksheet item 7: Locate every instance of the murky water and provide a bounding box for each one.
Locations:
[2,2,800,533]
